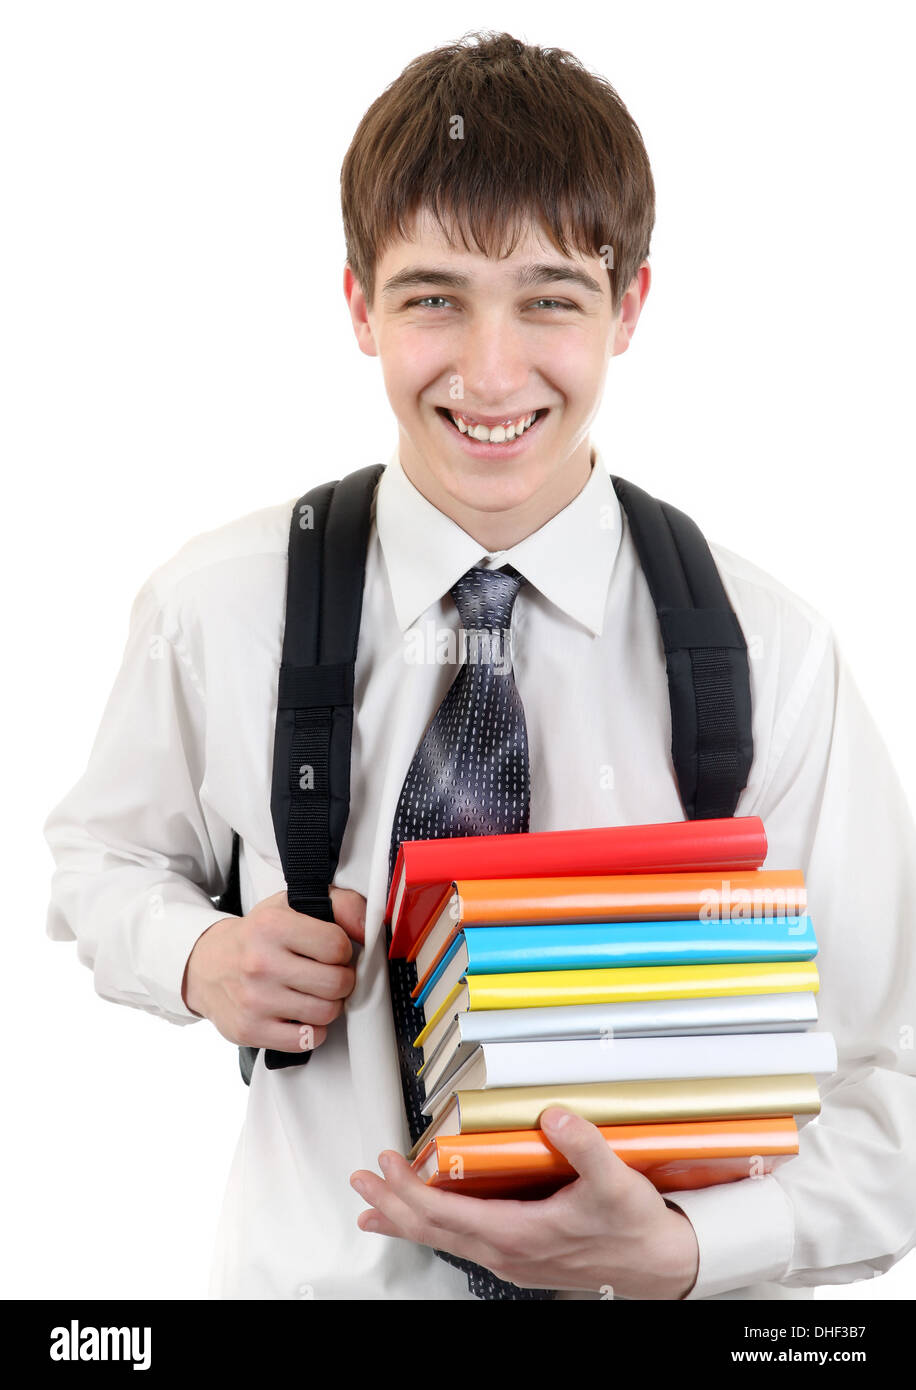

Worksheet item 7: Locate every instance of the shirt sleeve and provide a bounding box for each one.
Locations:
[42,574,238,1025]
[667,626,916,1299]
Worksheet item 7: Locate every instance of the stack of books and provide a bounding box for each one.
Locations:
[384,817,835,1198]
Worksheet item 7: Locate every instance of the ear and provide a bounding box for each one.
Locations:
[343,262,379,359]
[611,261,652,359]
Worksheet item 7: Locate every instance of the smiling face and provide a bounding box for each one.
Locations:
[344,207,650,551]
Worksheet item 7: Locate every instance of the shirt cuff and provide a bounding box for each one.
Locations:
[135,900,238,1024]
[665,1175,795,1299]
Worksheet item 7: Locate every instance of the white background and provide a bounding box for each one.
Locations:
[3,1,914,1299]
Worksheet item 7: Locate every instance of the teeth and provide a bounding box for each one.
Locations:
[448,410,539,442]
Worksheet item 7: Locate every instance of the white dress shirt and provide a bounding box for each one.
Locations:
[43,446,916,1301]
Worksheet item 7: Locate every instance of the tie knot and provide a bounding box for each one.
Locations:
[450,563,526,630]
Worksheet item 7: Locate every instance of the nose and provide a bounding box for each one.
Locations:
[455,312,530,412]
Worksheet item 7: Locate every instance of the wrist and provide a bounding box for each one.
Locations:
[656,1204,700,1299]
[181,918,230,1018]
[181,950,204,1017]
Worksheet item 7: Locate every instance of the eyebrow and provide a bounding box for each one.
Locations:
[380,262,605,299]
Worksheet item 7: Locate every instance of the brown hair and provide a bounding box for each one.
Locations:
[340,30,655,316]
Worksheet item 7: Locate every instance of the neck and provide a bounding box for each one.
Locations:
[398,437,595,552]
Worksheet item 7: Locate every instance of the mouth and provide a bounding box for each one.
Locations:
[434,406,550,457]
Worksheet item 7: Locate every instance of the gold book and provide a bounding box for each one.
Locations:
[408,1072,821,1161]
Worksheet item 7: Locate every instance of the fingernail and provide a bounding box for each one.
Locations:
[351,1178,368,1197]
[378,1152,391,1173]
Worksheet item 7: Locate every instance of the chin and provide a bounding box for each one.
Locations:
[438,461,547,511]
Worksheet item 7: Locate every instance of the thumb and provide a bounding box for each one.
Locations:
[539,1107,625,1188]
[329,886,367,947]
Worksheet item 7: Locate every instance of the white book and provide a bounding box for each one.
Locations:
[421,1029,838,1117]
[418,991,819,1098]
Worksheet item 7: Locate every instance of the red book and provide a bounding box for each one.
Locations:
[386,817,768,960]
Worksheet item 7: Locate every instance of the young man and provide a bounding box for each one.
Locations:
[44,32,916,1301]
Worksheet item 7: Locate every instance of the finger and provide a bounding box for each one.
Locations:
[538,1107,629,1189]
[330,886,368,947]
[274,989,344,1028]
[356,1208,400,1238]
[258,889,294,912]
[280,914,355,967]
[286,957,356,1001]
[350,1164,492,1260]
[371,1151,523,1245]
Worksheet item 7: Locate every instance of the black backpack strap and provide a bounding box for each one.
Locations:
[611,475,752,821]
[215,829,242,916]
[237,462,384,1085]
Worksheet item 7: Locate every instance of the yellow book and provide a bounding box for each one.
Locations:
[413,959,819,1053]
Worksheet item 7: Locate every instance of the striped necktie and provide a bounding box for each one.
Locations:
[386,562,556,1301]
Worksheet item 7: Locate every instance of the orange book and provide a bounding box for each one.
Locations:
[411,869,807,976]
[411,1115,798,1197]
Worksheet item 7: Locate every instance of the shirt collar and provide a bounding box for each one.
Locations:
[375,442,622,637]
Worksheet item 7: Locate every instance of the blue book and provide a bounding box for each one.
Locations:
[413,916,817,1010]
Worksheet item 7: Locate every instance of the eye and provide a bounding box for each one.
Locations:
[530,298,577,311]
[405,296,453,309]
